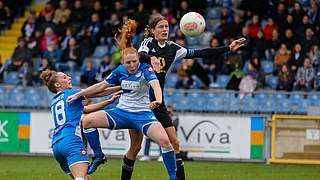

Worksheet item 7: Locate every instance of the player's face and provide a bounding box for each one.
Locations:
[123,53,139,73]
[55,72,72,90]
[153,20,169,42]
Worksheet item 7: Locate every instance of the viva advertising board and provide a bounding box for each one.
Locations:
[177,115,251,159]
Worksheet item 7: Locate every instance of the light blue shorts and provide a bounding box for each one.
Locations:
[52,135,89,174]
[105,107,158,135]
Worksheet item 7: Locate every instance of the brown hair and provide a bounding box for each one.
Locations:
[115,19,139,60]
[40,70,58,93]
[144,14,166,38]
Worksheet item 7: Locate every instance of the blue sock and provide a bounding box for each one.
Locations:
[161,146,176,180]
[83,128,104,158]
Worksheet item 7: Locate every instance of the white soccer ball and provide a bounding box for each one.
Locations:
[179,12,206,37]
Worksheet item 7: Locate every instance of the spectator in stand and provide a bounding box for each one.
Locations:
[252,29,267,58]
[272,2,288,25]
[78,28,95,59]
[175,0,189,20]
[70,0,87,31]
[226,62,244,90]
[40,13,57,33]
[96,55,113,81]
[21,10,38,38]
[12,37,32,64]
[61,37,81,72]
[0,0,9,30]
[293,57,315,91]
[280,14,294,34]
[247,14,260,38]
[288,42,306,72]
[230,14,244,38]
[54,0,70,24]
[134,3,149,34]
[87,13,103,46]
[90,0,107,22]
[291,2,305,27]
[55,15,69,37]
[175,59,192,89]
[281,28,297,50]
[239,56,264,99]
[266,29,281,61]
[202,36,224,85]
[309,44,320,69]
[239,26,252,60]
[43,41,62,63]
[26,30,42,57]
[301,28,319,52]
[80,57,98,86]
[274,43,291,68]
[263,17,278,42]
[41,27,58,52]
[277,64,294,91]
[103,13,120,49]
[295,15,314,38]
[33,57,55,85]
[111,1,125,19]
[60,26,75,50]
[307,0,319,25]
[39,1,55,23]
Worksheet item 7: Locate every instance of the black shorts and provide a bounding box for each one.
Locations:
[152,104,173,128]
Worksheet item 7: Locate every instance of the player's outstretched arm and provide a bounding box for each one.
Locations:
[184,37,246,59]
[87,86,122,98]
[84,91,122,113]
[149,80,162,109]
[67,81,110,104]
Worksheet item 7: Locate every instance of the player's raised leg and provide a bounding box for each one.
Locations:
[82,111,110,174]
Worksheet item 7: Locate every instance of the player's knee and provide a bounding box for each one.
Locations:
[158,137,171,149]
[129,143,142,154]
[171,138,180,150]
[82,117,93,128]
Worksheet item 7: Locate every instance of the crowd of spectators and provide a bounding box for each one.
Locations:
[0,0,319,94]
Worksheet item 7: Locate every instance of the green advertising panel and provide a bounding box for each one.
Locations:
[0,112,19,152]
[0,112,30,152]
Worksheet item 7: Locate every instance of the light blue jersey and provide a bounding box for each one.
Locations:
[50,89,85,145]
[105,63,158,112]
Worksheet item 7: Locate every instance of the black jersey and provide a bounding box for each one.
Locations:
[138,38,188,89]
[138,37,230,101]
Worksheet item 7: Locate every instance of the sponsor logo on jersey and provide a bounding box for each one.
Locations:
[135,71,142,78]
[121,80,141,90]
[80,149,87,156]
[147,67,154,72]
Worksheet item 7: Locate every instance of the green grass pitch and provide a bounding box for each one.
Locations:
[0,156,320,180]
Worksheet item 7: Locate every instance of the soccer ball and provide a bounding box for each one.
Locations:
[179,12,206,37]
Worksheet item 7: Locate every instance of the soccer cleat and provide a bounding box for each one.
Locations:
[87,155,107,174]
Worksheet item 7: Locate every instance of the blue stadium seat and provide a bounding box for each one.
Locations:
[186,37,200,46]
[93,45,109,58]
[0,87,6,107]
[24,88,42,108]
[243,60,250,74]
[4,72,19,85]
[276,99,291,114]
[258,98,275,113]
[289,92,304,104]
[216,75,230,88]
[261,60,274,74]
[206,95,223,112]
[165,73,178,88]
[266,75,278,89]
[207,8,221,19]
[8,88,25,107]
[292,99,308,114]
[307,93,320,106]
[72,71,81,85]
[242,96,258,113]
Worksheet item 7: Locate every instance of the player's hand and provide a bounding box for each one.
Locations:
[229,38,246,51]
[150,100,162,109]
[110,90,122,102]
[67,94,79,104]
[150,56,160,73]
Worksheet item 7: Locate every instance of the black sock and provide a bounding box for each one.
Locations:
[121,156,136,180]
[175,153,185,180]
